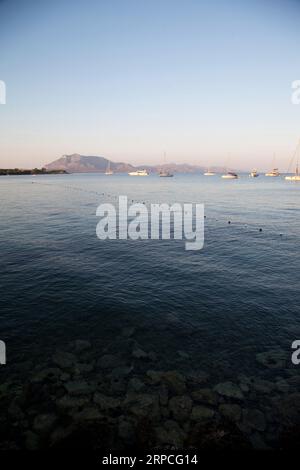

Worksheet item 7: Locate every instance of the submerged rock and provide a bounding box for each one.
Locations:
[97,354,120,369]
[132,348,148,359]
[73,407,103,423]
[250,378,275,394]
[242,408,266,432]
[121,326,136,338]
[219,404,241,423]
[275,393,300,426]
[56,395,90,411]
[169,395,192,422]
[118,419,136,443]
[33,413,57,436]
[214,382,244,400]
[74,340,92,353]
[64,380,91,396]
[276,379,290,394]
[128,377,145,393]
[124,393,160,421]
[191,388,218,406]
[191,405,215,422]
[93,392,121,410]
[161,371,186,395]
[31,367,63,383]
[24,431,39,450]
[155,420,186,448]
[256,350,286,370]
[52,351,77,370]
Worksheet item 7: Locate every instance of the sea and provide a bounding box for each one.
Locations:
[0,172,299,448]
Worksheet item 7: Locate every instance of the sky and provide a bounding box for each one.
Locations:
[0,0,300,171]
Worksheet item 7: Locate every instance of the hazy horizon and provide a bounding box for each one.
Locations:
[1,0,300,171]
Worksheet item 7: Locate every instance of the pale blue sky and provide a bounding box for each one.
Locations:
[0,0,300,170]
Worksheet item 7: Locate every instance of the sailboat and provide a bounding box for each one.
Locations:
[159,152,174,177]
[105,160,114,175]
[221,154,238,179]
[249,169,259,177]
[285,140,300,181]
[265,154,279,176]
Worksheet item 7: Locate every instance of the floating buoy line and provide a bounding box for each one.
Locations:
[19,180,286,237]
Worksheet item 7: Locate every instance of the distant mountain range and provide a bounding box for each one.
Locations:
[45,154,227,174]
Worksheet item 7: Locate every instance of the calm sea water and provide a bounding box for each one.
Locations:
[1,173,300,383]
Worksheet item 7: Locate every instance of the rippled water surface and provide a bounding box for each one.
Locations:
[1,173,299,382]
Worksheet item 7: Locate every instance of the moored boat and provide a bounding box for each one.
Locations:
[265,168,280,177]
[128,169,149,176]
[221,171,238,179]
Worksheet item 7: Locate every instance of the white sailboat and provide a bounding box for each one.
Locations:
[285,140,300,181]
[265,154,279,176]
[105,160,114,175]
[204,168,216,176]
[159,152,174,177]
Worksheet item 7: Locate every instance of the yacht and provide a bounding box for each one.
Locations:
[128,169,149,176]
[265,168,280,177]
[250,169,259,178]
[221,171,238,179]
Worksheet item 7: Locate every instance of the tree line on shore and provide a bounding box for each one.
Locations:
[0,168,67,175]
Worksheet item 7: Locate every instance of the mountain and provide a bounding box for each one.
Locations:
[44,154,135,173]
[45,154,227,174]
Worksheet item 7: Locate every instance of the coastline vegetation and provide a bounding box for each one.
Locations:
[0,168,67,176]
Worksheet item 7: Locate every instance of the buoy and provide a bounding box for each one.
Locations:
[259,228,262,232]
[228,221,231,224]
